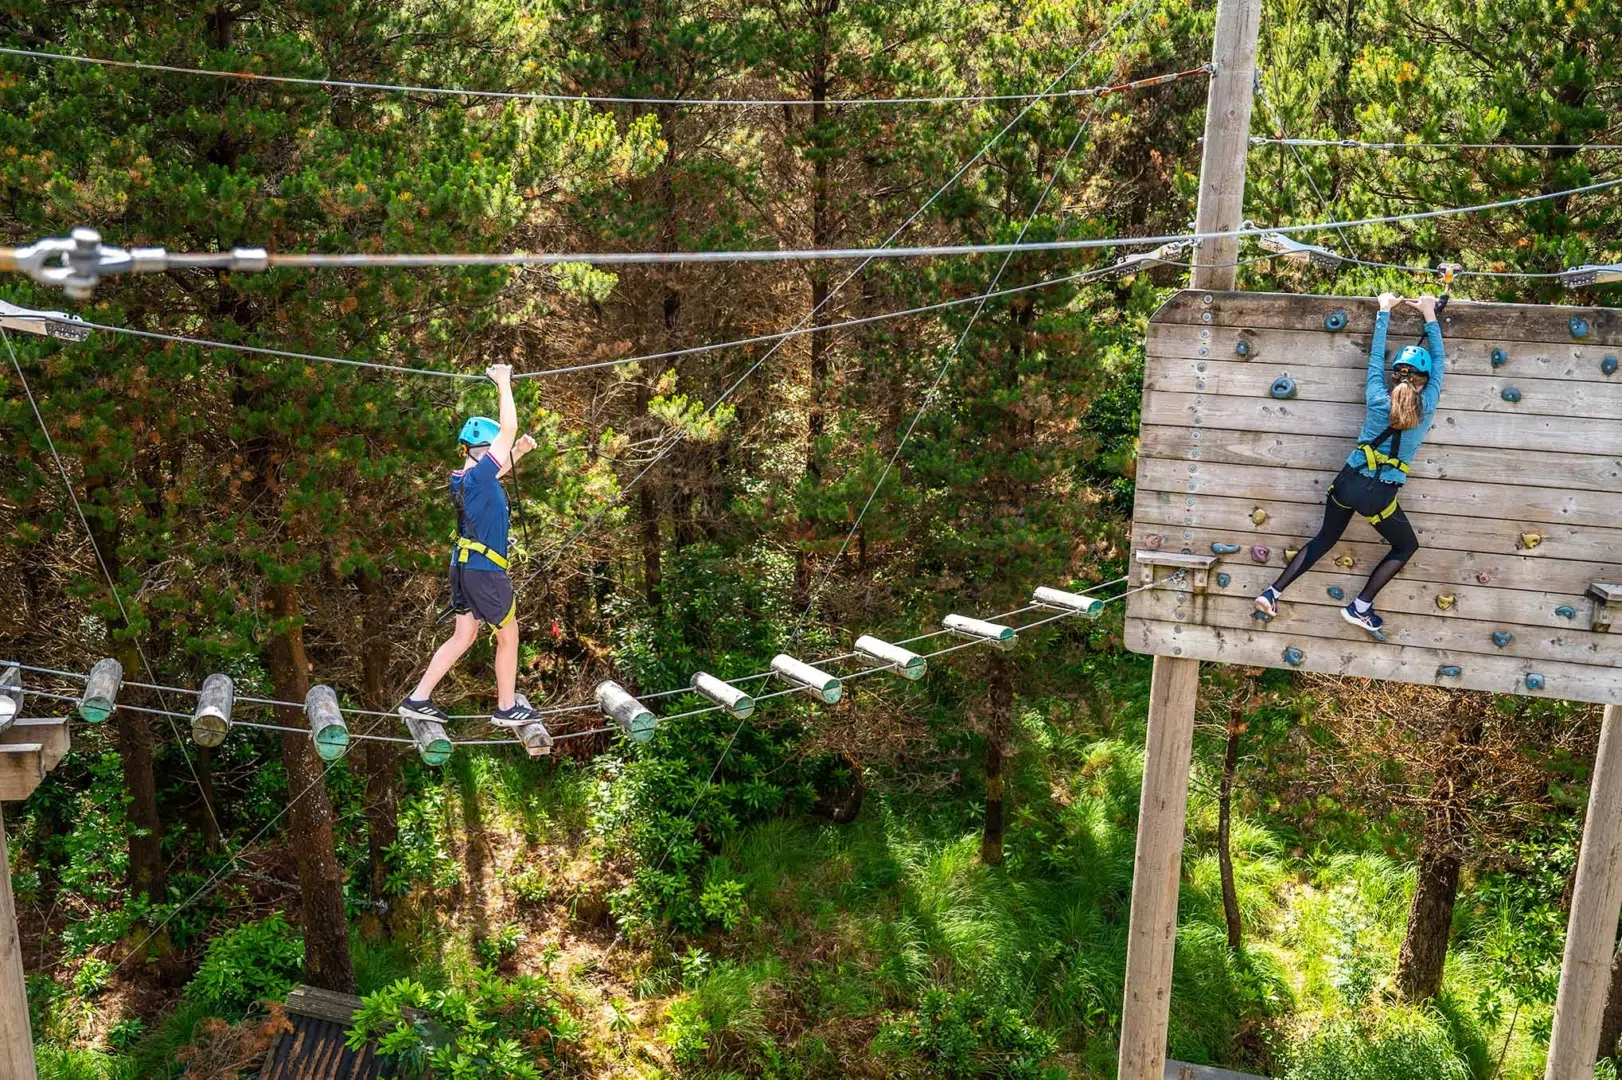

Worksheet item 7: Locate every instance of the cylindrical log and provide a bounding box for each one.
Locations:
[0,666,20,729]
[770,655,841,704]
[853,637,927,680]
[1033,586,1105,619]
[691,672,754,718]
[517,721,553,757]
[78,658,123,724]
[943,614,1016,650]
[303,685,350,762]
[190,673,234,748]
[595,681,656,742]
[404,716,452,766]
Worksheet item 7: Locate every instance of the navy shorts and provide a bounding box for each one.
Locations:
[450,565,516,627]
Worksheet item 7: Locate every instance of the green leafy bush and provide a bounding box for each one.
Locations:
[472,923,524,967]
[874,987,1062,1080]
[183,913,304,1018]
[1280,1009,1470,1080]
[72,958,114,999]
[347,971,581,1079]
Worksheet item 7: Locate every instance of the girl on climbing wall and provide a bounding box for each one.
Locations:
[1254,291,1445,635]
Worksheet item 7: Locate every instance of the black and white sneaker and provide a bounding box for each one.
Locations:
[399,697,450,724]
[491,699,543,728]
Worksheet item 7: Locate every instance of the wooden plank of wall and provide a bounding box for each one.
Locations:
[0,744,44,802]
[1143,390,1622,456]
[1124,617,1622,705]
[1134,487,1622,564]
[1136,457,1622,531]
[1130,522,1618,596]
[1152,290,1622,347]
[1156,560,1599,633]
[1147,358,1622,421]
[1148,323,1622,385]
[1132,591,1622,669]
[0,720,68,773]
[1140,425,1622,495]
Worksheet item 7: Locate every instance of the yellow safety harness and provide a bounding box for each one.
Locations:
[454,536,509,570]
[1350,425,1405,525]
[448,466,517,631]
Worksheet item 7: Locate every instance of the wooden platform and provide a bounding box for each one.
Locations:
[259,984,387,1080]
[1127,291,1622,705]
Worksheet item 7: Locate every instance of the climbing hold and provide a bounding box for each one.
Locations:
[1234,339,1250,357]
[1517,533,1542,551]
[1324,310,1348,332]
[1571,316,1590,338]
[1250,507,1268,527]
[1526,673,1546,691]
[1604,356,1619,376]
[1334,554,1355,569]
[1327,586,1345,600]
[1216,572,1232,588]
[1285,547,1300,563]
[1436,665,1462,678]
[1252,609,1273,624]
[1492,631,1513,648]
[1490,348,1508,368]
[1500,387,1522,403]
[1211,541,1241,555]
[1477,572,1491,584]
[1282,646,1305,666]
[1251,545,1271,563]
[1436,594,1455,611]
[1270,376,1297,399]
[1556,605,1577,620]
[1146,533,1164,550]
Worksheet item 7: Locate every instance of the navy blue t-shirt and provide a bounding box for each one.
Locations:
[451,454,509,571]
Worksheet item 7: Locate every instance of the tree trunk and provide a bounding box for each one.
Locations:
[639,486,662,608]
[355,571,398,941]
[981,655,1014,866]
[1395,710,1484,1001]
[1218,695,1244,950]
[266,582,355,992]
[194,746,222,854]
[1598,935,1622,1063]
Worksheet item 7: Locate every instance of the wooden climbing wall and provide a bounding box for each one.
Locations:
[1125,290,1622,706]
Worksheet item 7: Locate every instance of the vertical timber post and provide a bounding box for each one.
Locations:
[1547,703,1622,1079]
[1117,2,1258,1078]
[1,805,38,1080]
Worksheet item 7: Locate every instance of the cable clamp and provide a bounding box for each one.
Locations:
[7,227,268,298]
[0,299,90,342]
[1436,261,1461,286]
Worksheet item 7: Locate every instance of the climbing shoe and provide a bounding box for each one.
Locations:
[399,697,450,724]
[1341,602,1384,635]
[1254,587,1280,618]
[491,700,543,728]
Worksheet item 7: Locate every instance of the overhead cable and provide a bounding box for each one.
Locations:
[1249,135,1622,152]
[0,43,1208,108]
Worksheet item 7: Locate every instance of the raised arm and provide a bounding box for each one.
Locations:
[1414,294,1446,411]
[484,363,518,464]
[1367,293,1398,408]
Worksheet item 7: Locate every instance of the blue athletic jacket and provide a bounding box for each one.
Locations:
[1345,310,1446,485]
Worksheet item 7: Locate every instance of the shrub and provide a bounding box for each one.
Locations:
[874,987,1062,1080]
[347,971,581,1079]
[1280,1008,1470,1080]
[661,958,782,1067]
[183,913,304,1018]
[72,958,114,999]
[472,923,524,967]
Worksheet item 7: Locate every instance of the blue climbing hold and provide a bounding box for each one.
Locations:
[1327,586,1345,600]
[1556,605,1577,620]
[1604,356,1619,376]
[1216,572,1232,588]
[1526,673,1546,691]
[1500,387,1521,403]
[1491,348,1508,368]
[1252,609,1273,624]
[1492,631,1513,648]
[1270,376,1297,400]
[1324,310,1347,332]
[1571,316,1590,338]
[1234,339,1250,357]
[1436,665,1462,678]
[1282,646,1305,666]
[1211,542,1241,555]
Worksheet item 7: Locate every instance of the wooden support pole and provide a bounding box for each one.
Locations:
[1546,702,1622,1079]
[1118,654,1202,1080]
[0,804,39,1080]
[1120,3,1256,1077]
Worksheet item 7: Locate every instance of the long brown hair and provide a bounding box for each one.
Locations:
[1390,373,1429,431]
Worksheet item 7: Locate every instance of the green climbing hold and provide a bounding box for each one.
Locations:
[1270,376,1297,399]
[1571,316,1590,338]
[1327,586,1344,600]
[1211,542,1241,555]
[1556,605,1577,619]
[1282,646,1305,666]
[1216,572,1231,588]
[1500,387,1521,403]
[1604,356,1618,376]
[1491,349,1508,368]
[1436,665,1462,678]
[1526,673,1546,691]
[1492,631,1513,648]
[1234,339,1250,357]
[1324,310,1347,332]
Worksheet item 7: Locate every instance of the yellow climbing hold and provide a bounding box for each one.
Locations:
[1436,594,1455,611]
[1518,532,1543,550]
[1334,554,1355,569]
[1250,508,1268,527]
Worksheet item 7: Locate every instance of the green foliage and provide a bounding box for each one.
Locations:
[874,986,1062,1080]
[183,913,304,1018]
[662,956,784,1067]
[1280,1009,1471,1080]
[472,923,525,967]
[70,958,114,1000]
[347,971,581,1079]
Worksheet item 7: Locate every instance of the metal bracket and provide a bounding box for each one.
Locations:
[1589,582,1622,633]
[0,299,90,342]
[1136,551,1220,594]
[4,227,267,299]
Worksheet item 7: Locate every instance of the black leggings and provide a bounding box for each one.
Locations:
[1271,465,1419,603]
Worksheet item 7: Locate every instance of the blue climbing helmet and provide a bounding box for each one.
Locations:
[458,416,500,449]
[1393,344,1433,376]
